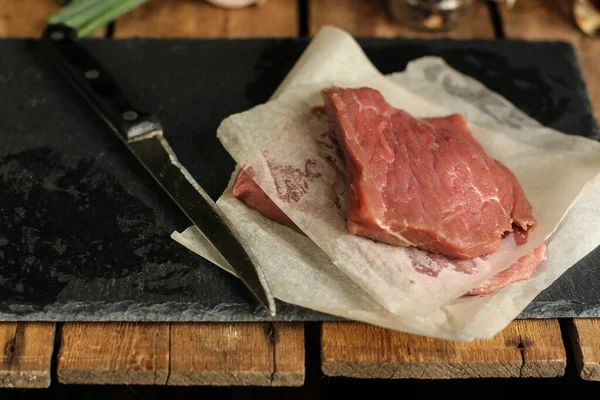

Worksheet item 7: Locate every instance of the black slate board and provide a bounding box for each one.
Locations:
[0,37,598,322]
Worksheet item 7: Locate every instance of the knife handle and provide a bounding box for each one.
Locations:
[39,24,162,141]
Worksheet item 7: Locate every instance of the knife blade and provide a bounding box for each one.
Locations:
[38,23,276,316]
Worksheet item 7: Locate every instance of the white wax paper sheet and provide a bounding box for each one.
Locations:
[171,27,600,340]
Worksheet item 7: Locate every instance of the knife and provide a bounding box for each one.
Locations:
[38,23,276,316]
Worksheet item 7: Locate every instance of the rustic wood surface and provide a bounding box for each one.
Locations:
[0,0,58,37]
[56,322,304,386]
[309,0,495,38]
[169,322,304,386]
[0,0,599,388]
[321,320,565,379]
[271,322,306,386]
[114,0,298,38]
[499,0,600,121]
[0,0,106,38]
[0,323,55,388]
[569,319,600,381]
[57,323,170,385]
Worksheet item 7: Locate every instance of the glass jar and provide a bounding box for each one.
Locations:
[388,0,475,32]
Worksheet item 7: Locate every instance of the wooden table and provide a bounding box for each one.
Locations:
[1,0,599,388]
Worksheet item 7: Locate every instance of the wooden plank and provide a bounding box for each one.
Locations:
[0,322,55,388]
[569,319,600,381]
[57,322,169,385]
[114,0,298,38]
[499,0,600,121]
[309,0,494,38]
[321,320,565,379]
[271,322,305,386]
[0,5,61,382]
[0,0,58,37]
[0,0,105,38]
[517,319,566,378]
[168,322,304,386]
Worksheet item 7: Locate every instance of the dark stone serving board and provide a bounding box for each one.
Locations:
[0,37,598,322]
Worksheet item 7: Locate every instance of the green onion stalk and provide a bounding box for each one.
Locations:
[50,0,148,37]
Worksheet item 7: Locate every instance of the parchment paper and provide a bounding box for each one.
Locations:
[172,27,600,340]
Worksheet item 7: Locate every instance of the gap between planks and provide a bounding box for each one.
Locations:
[321,320,566,379]
[0,322,56,388]
[56,322,304,386]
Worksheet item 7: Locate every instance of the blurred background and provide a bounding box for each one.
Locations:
[1,0,598,38]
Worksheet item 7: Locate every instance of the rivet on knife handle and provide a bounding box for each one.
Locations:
[39,24,162,141]
[38,23,277,316]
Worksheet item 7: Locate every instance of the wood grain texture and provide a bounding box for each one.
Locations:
[168,322,304,386]
[569,319,600,380]
[271,322,305,386]
[321,320,565,379]
[0,0,105,38]
[57,322,169,385]
[114,0,298,38]
[0,322,55,388]
[0,0,58,37]
[500,0,600,121]
[309,0,494,38]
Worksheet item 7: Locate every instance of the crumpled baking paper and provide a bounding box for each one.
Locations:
[171,26,600,340]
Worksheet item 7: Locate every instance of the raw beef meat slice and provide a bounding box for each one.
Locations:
[321,86,536,259]
[465,243,547,296]
[231,86,543,294]
[231,166,546,296]
[231,166,300,231]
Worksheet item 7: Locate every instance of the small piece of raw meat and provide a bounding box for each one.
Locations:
[231,167,300,231]
[465,243,547,296]
[321,86,536,259]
